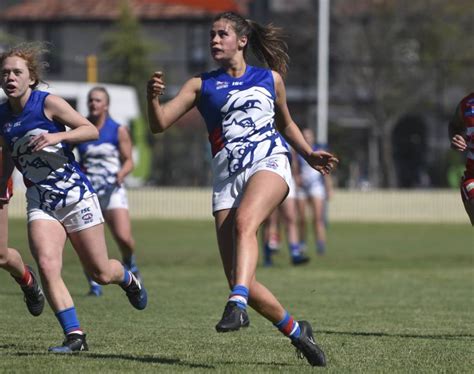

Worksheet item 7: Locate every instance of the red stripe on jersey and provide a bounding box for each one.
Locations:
[208,125,225,157]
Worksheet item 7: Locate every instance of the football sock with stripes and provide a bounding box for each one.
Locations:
[228,284,249,310]
[12,265,32,287]
[275,311,301,341]
[55,307,83,335]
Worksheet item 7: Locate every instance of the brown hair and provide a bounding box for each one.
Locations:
[213,12,290,78]
[88,86,110,105]
[0,42,49,89]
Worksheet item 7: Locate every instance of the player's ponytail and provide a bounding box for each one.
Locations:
[213,12,289,78]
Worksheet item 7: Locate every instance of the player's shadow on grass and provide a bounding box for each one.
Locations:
[11,352,215,369]
[319,329,473,340]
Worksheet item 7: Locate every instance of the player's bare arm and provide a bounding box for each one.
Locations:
[272,71,338,175]
[147,72,201,133]
[29,95,98,152]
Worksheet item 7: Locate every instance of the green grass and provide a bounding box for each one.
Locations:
[0,220,472,373]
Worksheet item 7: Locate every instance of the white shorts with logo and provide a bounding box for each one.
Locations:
[27,194,104,233]
[212,154,291,213]
[97,185,129,211]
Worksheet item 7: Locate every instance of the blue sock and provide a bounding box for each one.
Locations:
[289,242,301,257]
[123,255,137,270]
[274,311,301,340]
[317,240,326,254]
[121,267,132,287]
[228,284,249,310]
[55,307,82,335]
[264,244,273,265]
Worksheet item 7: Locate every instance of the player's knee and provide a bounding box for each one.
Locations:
[234,214,255,239]
[36,256,60,277]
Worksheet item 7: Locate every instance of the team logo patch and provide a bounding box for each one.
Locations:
[81,207,94,223]
[216,80,229,90]
[82,213,93,221]
[265,159,278,169]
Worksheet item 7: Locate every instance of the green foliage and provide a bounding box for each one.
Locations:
[0,220,472,373]
[0,31,22,46]
[101,0,152,98]
[130,117,151,181]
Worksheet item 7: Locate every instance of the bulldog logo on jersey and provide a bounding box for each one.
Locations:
[219,86,279,176]
[12,128,86,210]
[221,86,273,133]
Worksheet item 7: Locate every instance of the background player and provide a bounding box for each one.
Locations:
[77,86,142,296]
[294,128,334,255]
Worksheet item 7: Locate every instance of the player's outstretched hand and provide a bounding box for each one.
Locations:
[306,150,339,175]
[147,71,166,99]
[451,134,467,151]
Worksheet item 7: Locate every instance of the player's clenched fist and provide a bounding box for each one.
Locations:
[147,71,166,98]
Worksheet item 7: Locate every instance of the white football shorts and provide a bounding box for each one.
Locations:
[296,182,326,200]
[212,153,291,213]
[97,185,129,211]
[27,194,104,233]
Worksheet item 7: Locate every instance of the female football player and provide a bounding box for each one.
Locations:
[147,12,338,366]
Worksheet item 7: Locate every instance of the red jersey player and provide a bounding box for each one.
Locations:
[449,92,474,225]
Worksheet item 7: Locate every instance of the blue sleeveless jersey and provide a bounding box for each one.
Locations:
[77,117,121,195]
[197,65,288,183]
[0,90,94,211]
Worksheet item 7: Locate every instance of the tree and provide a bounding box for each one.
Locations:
[101,0,153,105]
[332,0,474,187]
[101,0,155,183]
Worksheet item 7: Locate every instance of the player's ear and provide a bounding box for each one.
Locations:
[238,35,248,49]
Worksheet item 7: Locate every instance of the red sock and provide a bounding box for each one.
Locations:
[13,266,32,287]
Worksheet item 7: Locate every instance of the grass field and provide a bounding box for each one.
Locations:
[0,219,472,373]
